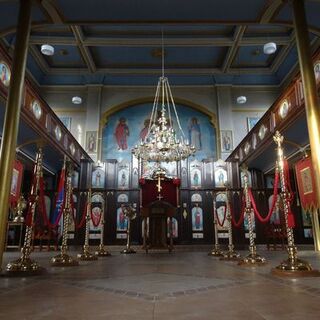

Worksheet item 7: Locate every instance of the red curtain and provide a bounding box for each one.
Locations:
[141,179,177,207]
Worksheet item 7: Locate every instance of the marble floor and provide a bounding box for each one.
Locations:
[1,246,320,320]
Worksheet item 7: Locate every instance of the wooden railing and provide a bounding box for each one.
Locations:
[227,48,320,165]
[0,45,91,166]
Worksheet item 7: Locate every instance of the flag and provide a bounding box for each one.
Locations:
[51,167,65,224]
[295,157,319,211]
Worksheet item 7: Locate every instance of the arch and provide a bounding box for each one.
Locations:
[98,97,219,160]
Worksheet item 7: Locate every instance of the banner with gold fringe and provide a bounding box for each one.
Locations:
[295,157,319,211]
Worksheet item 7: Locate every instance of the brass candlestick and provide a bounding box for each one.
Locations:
[95,196,111,256]
[208,198,223,257]
[51,162,79,267]
[272,131,319,276]
[121,205,137,254]
[78,189,98,261]
[220,189,241,261]
[238,169,266,266]
[6,148,45,275]
[13,195,27,223]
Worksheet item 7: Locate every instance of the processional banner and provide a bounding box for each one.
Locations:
[295,157,319,211]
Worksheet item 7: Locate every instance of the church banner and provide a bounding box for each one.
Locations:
[295,157,319,211]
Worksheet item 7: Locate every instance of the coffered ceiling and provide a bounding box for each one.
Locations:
[1,0,320,86]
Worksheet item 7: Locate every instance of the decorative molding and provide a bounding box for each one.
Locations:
[53,108,86,113]
[231,108,267,113]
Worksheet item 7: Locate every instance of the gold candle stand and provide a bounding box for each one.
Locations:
[5,148,45,275]
[13,195,26,223]
[238,169,266,266]
[95,205,111,256]
[51,162,79,267]
[121,205,136,254]
[78,189,98,261]
[220,189,241,261]
[208,198,223,257]
[272,131,319,277]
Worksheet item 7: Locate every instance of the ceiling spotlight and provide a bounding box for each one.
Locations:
[237,96,247,104]
[263,42,277,55]
[72,96,82,105]
[41,44,54,56]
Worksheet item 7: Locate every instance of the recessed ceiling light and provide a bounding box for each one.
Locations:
[72,96,82,104]
[263,42,277,55]
[237,96,247,104]
[41,44,54,56]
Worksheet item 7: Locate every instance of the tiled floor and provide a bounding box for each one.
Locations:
[1,246,320,319]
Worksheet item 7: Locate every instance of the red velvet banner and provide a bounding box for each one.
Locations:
[140,179,178,207]
[295,157,319,211]
[10,160,23,205]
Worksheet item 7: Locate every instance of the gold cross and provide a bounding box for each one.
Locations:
[157,176,162,193]
[157,194,163,201]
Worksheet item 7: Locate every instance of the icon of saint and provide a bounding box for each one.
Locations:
[1,65,7,82]
[115,117,129,150]
[188,117,201,150]
[139,119,150,141]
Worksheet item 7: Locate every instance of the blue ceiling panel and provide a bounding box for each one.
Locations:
[276,1,320,34]
[232,45,279,68]
[0,2,46,31]
[82,24,235,37]
[56,0,266,22]
[244,25,292,37]
[0,2,19,30]
[276,46,298,81]
[38,45,86,68]
[91,46,226,68]
[27,53,44,83]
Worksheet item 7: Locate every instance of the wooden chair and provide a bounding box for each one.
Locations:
[265,222,287,250]
[32,225,60,251]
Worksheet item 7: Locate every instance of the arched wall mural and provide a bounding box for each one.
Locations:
[101,102,218,162]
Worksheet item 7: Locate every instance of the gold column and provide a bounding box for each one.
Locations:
[77,189,98,261]
[272,131,319,277]
[208,195,223,257]
[220,187,241,261]
[0,0,32,270]
[238,169,266,266]
[292,0,320,251]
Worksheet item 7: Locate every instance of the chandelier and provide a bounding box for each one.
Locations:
[132,75,196,162]
[132,31,195,163]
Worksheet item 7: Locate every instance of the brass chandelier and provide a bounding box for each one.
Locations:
[132,75,195,163]
[132,31,196,163]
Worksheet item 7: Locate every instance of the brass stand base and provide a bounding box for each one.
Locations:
[238,253,267,266]
[95,245,111,257]
[220,251,241,261]
[51,253,79,267]
[272,258,320,277]
[77,250,98,261]
[13,216,24,223]
[121,248,136,254]
[5,258,45,276]
[208,248,223,257]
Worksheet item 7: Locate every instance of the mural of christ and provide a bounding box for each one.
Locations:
[114,117,129,150]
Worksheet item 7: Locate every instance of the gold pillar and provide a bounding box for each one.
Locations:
[0,0,32,269]
[292,0,320,250]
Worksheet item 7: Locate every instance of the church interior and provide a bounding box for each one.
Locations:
[1,0,320,319]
